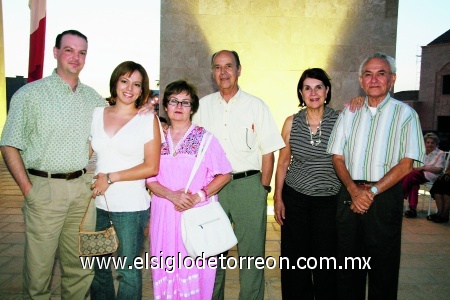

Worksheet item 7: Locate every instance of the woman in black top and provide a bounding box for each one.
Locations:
[274,68,340,300]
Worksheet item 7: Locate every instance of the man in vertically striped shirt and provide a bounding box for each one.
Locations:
[327,52,425,300]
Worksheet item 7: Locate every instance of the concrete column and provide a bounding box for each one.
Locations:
[0,0,7,134]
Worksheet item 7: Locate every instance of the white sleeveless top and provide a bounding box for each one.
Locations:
[90,107,155,212]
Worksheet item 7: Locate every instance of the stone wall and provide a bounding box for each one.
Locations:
[160,0,399,128]
[0,0,7,134]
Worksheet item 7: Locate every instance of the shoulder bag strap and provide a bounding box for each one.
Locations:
[184,132,213,193]
[79,195,114,231]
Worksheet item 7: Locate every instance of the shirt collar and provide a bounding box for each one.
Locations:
[364,93,391,112]
[217,87,241,103]
[51,69,82,93]
[426,148,439,157]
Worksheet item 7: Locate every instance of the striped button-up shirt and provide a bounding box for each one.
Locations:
[327,94,425,182]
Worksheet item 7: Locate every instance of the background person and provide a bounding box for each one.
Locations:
[327,52,425,299]
[192,50,285,300]
[429,160,450,223]
[0,29,106,299]
[89,61,161,299]
[274,68,340,300]
[402,132,445,218]
[146,80,232,299]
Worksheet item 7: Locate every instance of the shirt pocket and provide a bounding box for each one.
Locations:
[230,124,256,152]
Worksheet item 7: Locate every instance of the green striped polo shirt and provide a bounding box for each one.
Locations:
[327,94,425,181]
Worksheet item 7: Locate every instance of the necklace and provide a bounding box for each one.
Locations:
[305,111,322,147]
[168,124,193,156]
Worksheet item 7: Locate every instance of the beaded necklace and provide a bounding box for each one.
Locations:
[305,111,322,147]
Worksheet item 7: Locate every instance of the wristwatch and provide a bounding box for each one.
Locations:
[263,185,272,193]
[106,173,114,184]
[370,186,378,195]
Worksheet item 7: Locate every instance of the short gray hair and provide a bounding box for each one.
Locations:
[359,52,396,76]
[423,132,439,145]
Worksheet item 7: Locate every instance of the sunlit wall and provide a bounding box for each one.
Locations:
[161,0,398,126]
[160,0,399,189]
[0,0,6,134]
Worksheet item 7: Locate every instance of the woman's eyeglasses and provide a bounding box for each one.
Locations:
[168,99,192,107]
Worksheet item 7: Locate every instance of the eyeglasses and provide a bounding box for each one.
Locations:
[168,99,192,107]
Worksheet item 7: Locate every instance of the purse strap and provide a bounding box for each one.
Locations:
[79,194,114,231]
[184,132,213,193]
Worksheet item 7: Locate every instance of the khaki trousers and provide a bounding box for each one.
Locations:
[213,173,267,300]
[22,172,96,300]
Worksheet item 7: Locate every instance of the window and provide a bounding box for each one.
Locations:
[443,75,450,95]
[438,116,450,133]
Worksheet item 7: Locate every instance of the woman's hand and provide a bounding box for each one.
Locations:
[174,193,202,212]
[91,173,111,198]
[273,195,285,226]
[345,96,365,112]
[168,189,197,211]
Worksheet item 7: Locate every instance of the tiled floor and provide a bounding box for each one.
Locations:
[1,155,450,299]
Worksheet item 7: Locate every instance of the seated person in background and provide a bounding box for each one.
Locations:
[403,133,445,218]
[429,160,450,223]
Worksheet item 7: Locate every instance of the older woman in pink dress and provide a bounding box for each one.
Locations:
[146,80,232,299]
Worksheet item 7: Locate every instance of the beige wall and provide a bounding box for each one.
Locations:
[0,0,6,134]
[418,43,450,131]
[160,0,399,127]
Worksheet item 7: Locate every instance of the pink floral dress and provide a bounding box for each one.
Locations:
[147,125,232,299]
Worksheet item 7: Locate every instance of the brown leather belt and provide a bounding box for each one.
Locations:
[28,168,86,180]
[231,170,260,180]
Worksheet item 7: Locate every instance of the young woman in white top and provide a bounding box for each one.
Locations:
[89,61,161,300]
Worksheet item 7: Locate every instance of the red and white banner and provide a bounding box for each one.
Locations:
[28,0,46,83]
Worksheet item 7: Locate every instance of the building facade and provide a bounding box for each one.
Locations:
[418,29,450,134]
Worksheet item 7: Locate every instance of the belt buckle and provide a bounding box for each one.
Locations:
[65,172,73,180]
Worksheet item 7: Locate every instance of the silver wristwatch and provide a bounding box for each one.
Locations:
[370,186,378,195]
[106,173,114,184]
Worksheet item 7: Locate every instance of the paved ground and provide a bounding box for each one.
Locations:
[1,154,450,299]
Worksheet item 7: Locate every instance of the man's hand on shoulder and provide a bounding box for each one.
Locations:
[137,102,156,115]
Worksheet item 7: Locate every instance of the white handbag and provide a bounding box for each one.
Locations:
[181,132,237,258]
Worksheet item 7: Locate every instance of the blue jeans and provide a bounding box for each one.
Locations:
[90,208,149,300]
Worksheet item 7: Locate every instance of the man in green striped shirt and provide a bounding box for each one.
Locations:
[327,52,425,300]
